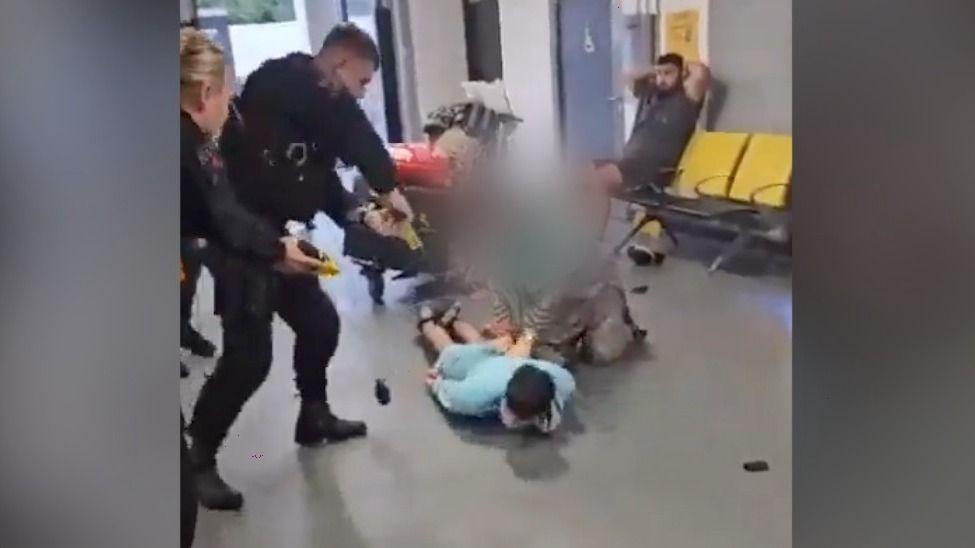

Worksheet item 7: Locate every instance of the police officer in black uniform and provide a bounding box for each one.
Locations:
[219,24,413,448]
[180,28,324,514]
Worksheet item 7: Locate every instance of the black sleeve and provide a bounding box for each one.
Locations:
[331,94,398,194]
[205,175,285,261]
[183,146,284,262]
[246,57,397,194]
[320,172,361,228]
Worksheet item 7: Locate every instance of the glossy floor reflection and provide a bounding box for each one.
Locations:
[181,215,791,548]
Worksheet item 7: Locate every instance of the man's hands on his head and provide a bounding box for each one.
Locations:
[623,61,711,102]
[621,68,655,85]
[622,68,657,98]
[684,61,712,105]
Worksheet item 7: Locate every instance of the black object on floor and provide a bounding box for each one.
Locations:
[375,378,391,405]
[626,245,666,267]
[631,285,649,294]
[743,460,770,472]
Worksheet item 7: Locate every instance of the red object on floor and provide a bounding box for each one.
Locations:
[388,143,451,188]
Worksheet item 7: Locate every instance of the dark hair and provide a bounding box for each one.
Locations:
[505,365,556,422]
[656,53,684,71]
[321,23,380,66]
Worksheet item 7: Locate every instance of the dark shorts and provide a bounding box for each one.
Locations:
[595,157,666,191]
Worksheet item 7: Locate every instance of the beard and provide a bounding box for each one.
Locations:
[655,82,681,98]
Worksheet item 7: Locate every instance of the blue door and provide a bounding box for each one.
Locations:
[558,0,619,159]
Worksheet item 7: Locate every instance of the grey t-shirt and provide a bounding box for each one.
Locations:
[619,89,701,184]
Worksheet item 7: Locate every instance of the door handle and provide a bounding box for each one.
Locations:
[607,95,623,102]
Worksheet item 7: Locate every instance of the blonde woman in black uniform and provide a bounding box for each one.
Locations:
[179,28,322,518]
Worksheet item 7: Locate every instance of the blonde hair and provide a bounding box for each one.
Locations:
[179,28,225,106]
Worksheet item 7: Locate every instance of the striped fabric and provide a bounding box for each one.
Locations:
[491,286,556,335]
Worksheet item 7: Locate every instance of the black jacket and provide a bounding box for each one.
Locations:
[224,52,396,226]
[180,111,283,260]
[181,112,283,318]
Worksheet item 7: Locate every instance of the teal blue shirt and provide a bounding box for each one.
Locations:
[431,343,576,427]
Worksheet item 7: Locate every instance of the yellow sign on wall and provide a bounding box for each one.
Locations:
[664,9,701,62]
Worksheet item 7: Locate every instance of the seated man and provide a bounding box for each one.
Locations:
[417,304,575,433]
[588,53,711,236]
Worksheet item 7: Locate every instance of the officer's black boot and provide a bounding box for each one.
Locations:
[294,400,367,446]
[188,440,243,511]
[180,362,190,378]
[182,325,217,358]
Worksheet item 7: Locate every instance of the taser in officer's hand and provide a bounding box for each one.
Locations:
[399,222,423,251]
[317,256,341,277]
[296,240,341,278]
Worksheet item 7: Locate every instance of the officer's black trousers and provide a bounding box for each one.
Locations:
[188,274,339,458]
[180,410,197,548]
[276,274,340,401]
[180,239,206,341]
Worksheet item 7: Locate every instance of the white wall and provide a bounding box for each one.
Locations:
[228,0,313,81]
[348,11,390,141]
[403,0,469,119]
[708,0,791,133]
[498,0,560,157]
[304,0,342,49]
[391,0,422,140]
[619,0,659,16]
[180,0,195,22]
[617,1,658,139]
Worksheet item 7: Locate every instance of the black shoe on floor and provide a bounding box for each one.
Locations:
[180,362,190,378]
[416,299,459,330]
[416,304,438,330]
[182,328,216,358]
[294,400,367,446]
[188,442,243,511]
[194,468,243,511]
[438,301,462,328]
[626,245,665,267]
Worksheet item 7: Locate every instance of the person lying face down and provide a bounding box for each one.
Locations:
[417,304,576,433]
